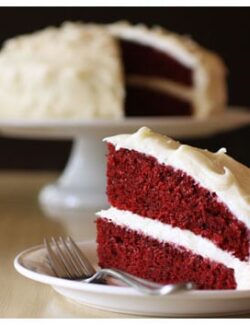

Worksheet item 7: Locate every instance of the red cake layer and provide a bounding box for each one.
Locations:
[107,145,250,261]
[120,39,193,86]
[125,85,192,116]
[97,218,237,290]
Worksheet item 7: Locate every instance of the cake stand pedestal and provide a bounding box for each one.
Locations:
[0,108,249,219]
[39,134,107,218]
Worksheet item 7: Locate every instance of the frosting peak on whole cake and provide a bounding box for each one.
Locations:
[0,22,124,119]
[105,127,250,228]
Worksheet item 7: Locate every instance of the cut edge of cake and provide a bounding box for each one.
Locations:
[108,21,227,118]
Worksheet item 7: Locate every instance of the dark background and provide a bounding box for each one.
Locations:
[0,7,249,169]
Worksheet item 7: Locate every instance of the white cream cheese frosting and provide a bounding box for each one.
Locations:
[97,207,250,290]
[108,21,227,117]
[0,22,124,119]
[104,127,250,229]
[0,21,226,120]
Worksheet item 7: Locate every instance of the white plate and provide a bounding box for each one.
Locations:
[1,108,250,140]
[14,240,250,317]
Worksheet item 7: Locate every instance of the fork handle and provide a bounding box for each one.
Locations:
[103,268,163,288]
[83,268,188,295]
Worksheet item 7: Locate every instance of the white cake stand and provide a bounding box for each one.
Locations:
[0,108,249,219]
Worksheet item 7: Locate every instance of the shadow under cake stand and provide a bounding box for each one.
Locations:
[0,108,249,219]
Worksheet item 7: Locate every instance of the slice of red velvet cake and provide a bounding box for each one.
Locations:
[97,127,250,290]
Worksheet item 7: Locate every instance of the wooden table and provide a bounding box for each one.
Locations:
[0,171,135,318]
[0,171,249,318]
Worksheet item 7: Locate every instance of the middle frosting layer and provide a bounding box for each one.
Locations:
[97,207,250,290]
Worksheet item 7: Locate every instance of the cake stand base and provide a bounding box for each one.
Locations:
[39,135,107,219]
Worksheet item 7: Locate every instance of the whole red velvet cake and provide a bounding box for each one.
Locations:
[96,127,250,290]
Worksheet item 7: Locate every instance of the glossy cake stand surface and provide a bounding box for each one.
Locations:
[0,108,249,219]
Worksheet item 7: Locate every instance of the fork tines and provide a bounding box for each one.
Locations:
[44,236,95,280]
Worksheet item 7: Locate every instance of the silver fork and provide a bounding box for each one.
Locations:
[44,236,196,295]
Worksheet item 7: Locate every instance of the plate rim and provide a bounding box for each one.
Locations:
[14,239,250,300]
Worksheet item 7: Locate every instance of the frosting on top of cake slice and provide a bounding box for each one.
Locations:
[104,127,250,228]
[0,22,124,119]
